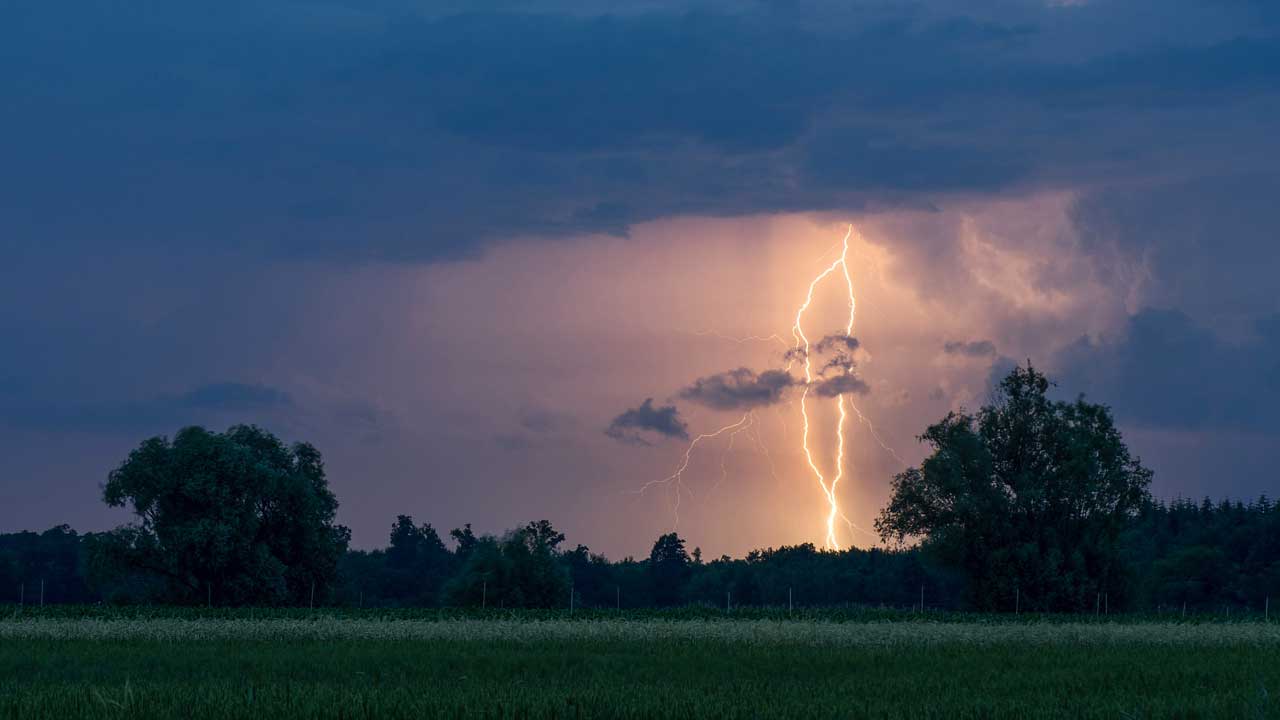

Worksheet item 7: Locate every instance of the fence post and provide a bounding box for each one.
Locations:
[616,585,620,611]
[207,583,212,608]
[1015,587,1020,615]
[726,591,731,613]
[18,583,22,608]
[789,587,793,615]
[310,581,315,610]
[482,580,487,609]
[569,583,574,614]
[1104,593,1108,616]
[920,584,925,613]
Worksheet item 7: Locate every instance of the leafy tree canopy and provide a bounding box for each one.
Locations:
[649,532,691,606]
[91,425,350,605]
[876,364,1153,611]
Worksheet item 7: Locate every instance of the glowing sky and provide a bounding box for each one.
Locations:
[3,0,1279,557]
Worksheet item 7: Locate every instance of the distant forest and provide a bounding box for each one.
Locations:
[4,497,1279,613]
[4,366,1278,613]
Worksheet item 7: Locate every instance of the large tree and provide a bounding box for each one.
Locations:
[92,425,349,605]
[876,364,1152,611]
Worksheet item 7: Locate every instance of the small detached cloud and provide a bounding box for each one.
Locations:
[678,368,797,411]
[944,340,998,358]
[810,374,871,398]
[784,335,861,365]
[815,335,861,354]
[494,405,578,451]
[605,399,689,446]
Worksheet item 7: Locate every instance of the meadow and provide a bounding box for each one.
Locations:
[2,608,1278,719]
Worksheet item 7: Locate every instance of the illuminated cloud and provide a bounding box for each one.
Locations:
[605,399,689,445]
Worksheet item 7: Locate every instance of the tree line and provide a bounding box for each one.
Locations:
[2,365,1276,612]
[4,498,1278,612]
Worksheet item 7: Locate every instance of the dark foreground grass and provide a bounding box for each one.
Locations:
[1,627,1277,719]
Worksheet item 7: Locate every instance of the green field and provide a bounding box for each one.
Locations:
[2,610,1278,719]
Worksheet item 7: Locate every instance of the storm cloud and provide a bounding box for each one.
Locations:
[605,399,690,446]
[679,368,797,411]
[0,381,292,433]
[1056,309,1280,434]
[6,1,1280,263]
[810,374,872,399]
[3,0,1280,551]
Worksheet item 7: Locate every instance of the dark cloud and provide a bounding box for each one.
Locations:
[810,374,871,398]
[815,335,860,354]
[0,382,292,433]
[678,368,797,411]
[1055,309,1280,434]
[1071,173,1280,321]
[785,335,860,365]
[804,130,1029,194]
[5,1,1280,263]
[3,0,1280,543]
[984,356,1022,400]
[605,399,689,445]
[944,340,998,358]
[495,406,578,450]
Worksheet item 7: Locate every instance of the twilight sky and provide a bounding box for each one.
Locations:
[3,0,1279,557]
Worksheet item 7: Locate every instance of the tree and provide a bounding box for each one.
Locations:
[648,532,691,606]
[94,425,350,605]
[383,515,453,605]
[502,520,569,608]
[876,364,1153,611]
[450,524,478,560]
[564,544,617,608]
[442,520,570,608]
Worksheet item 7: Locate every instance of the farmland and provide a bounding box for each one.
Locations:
[2,609,1278,718]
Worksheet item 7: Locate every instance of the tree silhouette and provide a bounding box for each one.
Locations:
[649,532,691,606]
[876,364,1153,611]
[90,425,349,605]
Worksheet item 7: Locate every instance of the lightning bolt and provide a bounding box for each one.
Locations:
[746,414,781,485]
[714,413,759,492]
[849,400,908,467]
[635,413,752,529]
[689,329,792,350]
[791,225,858,550]
[640,224,891,549]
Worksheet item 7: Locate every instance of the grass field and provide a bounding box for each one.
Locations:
[2,609,1277,718]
